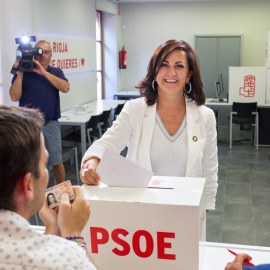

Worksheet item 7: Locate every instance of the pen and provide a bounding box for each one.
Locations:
[81,168,88,177]
[227,249,255,267]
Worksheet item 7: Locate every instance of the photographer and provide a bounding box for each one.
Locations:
[10,39,69,184]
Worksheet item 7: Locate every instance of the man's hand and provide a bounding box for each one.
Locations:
[32,58,70,93]
[80,157,101,186]
[225,253,253,270]
[57,186,91,238]
[39,195,61,236]
[13,59,19,69]
[13,59,23,77]
[9,59,23,101]
[33,59,47,76]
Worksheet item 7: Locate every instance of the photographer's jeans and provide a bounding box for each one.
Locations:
[42,120,62,166]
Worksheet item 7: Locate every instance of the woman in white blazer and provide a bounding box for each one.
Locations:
[81,40,218,210]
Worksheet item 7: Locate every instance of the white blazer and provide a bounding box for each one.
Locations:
[82,97,218,209]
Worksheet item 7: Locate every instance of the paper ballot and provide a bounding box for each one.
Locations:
[96,149,153,188]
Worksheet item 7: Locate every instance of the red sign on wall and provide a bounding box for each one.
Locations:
[38,36,96,74]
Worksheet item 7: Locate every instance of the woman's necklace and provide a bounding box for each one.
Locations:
[157,106,178,120]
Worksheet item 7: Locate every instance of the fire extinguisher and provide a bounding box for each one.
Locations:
[119,46,127,69]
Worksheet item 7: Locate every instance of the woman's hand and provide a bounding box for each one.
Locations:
[80,157,101,185]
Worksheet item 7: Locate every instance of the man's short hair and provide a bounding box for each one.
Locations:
[0,105,44,211]
[35,40,52,53]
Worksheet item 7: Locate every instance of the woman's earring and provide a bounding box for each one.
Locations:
[152,80,158,91]
[184,82,192,94]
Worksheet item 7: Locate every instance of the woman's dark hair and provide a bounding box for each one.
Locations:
[136,39,205,106]
[47,193,57,206]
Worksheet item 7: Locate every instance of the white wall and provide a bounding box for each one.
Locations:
[33,0,97,111]
[0,0,34,105]
[0,0,97,111]
[2,0,270,106]
[103,12,118,100]
[119,0,270,91]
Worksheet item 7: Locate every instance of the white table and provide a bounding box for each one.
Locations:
[31,228,270,269]
[59,100,126,155]
[113,90,140,100]
[205,98,270,108]
[205,99,270,144]
[205,98,231,107]
[200,242,270,270]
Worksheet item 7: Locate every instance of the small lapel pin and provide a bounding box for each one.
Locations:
[192,136,198,142]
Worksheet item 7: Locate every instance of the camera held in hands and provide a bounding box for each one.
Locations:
[11,35,43,74]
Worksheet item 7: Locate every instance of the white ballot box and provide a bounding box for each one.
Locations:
[81,176,206,270]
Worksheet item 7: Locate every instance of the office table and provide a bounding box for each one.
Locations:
[114,90,140,100]
[200,242,270,270]
[206,100,270,145]
[205,98,270,108]
[59,100,126,155]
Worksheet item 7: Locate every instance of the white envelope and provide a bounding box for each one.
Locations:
[96,149,153,188]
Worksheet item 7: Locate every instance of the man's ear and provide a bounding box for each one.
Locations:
[14,172,35,203]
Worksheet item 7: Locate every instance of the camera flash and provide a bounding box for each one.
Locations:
[21,35,30,44]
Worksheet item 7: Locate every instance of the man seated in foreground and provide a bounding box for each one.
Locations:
[0,105,97,269]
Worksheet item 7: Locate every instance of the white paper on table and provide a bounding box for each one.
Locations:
[96,149,153,188]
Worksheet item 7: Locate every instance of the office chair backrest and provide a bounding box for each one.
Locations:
[87,114,101,135]
[114,103,124,118]
[258,108,270,130]
[232,102,257,118]
[99,109,112,128]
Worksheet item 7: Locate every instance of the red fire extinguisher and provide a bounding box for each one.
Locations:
[119,46,127,69]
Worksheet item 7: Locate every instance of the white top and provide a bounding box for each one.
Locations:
[0,210,96,270]
[150,113,187,176]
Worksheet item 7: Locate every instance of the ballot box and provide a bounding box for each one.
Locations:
[81,176,206,270]
[228,66,266,104]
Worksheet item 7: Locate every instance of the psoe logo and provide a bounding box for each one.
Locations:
[239,75,256,97]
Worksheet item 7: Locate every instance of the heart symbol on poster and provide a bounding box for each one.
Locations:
[81,58,85,67]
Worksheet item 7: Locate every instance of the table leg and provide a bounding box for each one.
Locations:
[80,123,87,155]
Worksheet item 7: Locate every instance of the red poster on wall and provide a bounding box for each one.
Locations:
[38,36,96,74]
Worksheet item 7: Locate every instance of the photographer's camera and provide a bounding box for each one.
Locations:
[11,35,43,74]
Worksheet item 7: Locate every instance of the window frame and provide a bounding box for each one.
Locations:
[96,11,104,99]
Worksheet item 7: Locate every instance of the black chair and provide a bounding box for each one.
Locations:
[99,108,112,134]
[228,102,259,149]
[62,145,79,183]
[114,103,125,120]
[62,114,102,147]
[257,108,270,146]
[86,114,102,145]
